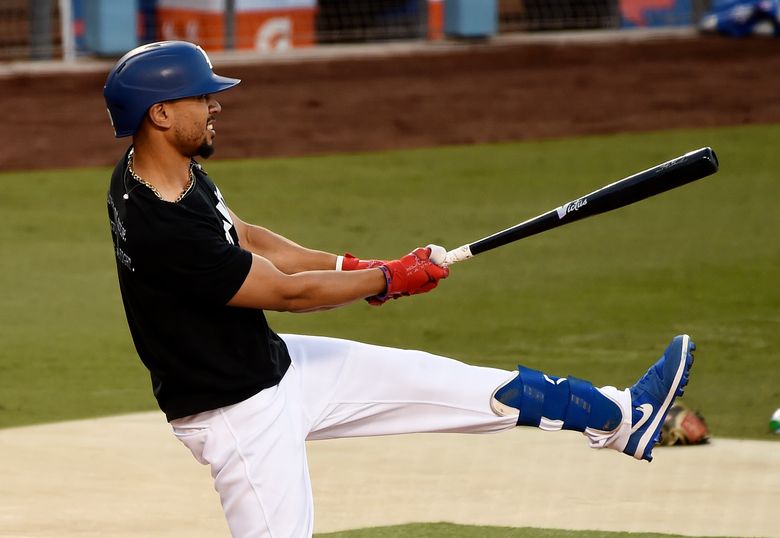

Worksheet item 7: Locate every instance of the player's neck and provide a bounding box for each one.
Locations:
[130,138,193,202]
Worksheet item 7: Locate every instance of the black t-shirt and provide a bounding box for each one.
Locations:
[107,148,291,421]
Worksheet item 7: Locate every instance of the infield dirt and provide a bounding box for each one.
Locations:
[0,412,776,537]
[2,36,780,171]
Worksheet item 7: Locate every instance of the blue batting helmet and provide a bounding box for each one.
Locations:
[103,41,241,138]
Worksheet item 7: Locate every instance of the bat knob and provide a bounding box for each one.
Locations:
[426,244,447,266]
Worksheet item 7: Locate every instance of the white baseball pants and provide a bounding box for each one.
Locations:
[170,334,519,538]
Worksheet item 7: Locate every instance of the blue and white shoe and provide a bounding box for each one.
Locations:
[623,334,696,462]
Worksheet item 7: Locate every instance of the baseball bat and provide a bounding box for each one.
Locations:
[439,147,719,265]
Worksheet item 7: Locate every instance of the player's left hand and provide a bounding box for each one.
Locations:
[368,246,449,306]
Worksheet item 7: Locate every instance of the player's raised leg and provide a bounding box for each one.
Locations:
[284,333,694,463]
[281,334,519,440]
[492,334,696,461]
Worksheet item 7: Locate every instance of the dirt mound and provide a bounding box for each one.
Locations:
[0,413,776,537]
[2,36,779,171]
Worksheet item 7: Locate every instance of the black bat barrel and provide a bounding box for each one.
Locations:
[470,147,719,256]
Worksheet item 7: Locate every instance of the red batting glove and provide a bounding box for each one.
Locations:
[368,247,450,306]
[339,253,386,271]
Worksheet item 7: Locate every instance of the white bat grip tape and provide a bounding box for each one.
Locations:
[443,244,473,265]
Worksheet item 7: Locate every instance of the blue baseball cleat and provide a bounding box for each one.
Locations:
[624,334,696,462]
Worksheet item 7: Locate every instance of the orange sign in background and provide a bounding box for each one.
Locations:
[428,0,444,40]
[157,0,316,51]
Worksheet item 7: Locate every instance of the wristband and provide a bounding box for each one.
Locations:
[375,265,391,299]
[335,255,344,271]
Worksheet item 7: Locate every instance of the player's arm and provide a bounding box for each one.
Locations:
[228,248,449,312]
[229,209,338,273]
[227,254,385,312]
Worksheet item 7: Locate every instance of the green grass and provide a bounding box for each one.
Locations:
[315,522,729,538]
[1,124,778,440]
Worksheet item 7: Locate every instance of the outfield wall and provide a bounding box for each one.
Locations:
[1,0,709,60]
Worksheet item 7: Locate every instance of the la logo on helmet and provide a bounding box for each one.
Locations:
[196,45,213,69]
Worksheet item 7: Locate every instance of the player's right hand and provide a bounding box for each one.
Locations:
[368,247,449,306]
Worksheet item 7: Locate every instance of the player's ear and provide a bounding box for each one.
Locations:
[147,102,173,130]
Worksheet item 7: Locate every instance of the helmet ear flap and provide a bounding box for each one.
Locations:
[106,108,117,133]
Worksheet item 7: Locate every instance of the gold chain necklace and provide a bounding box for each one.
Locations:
[128,148,195,203]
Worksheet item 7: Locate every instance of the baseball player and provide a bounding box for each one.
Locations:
[104,41,696,538]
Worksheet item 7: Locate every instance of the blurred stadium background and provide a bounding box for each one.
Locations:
[1,0,717,61]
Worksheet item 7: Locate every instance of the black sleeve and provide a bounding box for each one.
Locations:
[138,215,253,306]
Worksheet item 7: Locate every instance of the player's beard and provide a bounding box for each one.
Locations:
[197,140,215,159]
[176,119,215,159]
